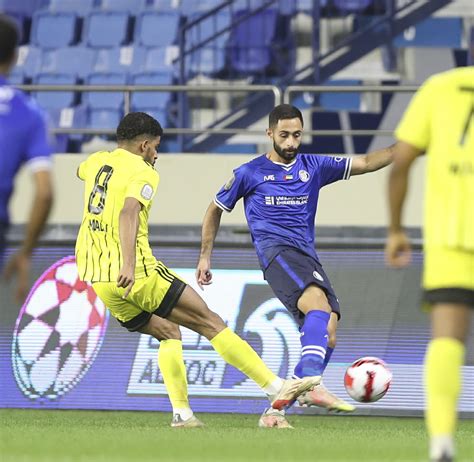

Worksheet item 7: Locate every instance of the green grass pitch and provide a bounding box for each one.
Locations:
[1,409,473,462]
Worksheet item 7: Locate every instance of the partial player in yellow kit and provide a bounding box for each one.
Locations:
[75,112,319,428]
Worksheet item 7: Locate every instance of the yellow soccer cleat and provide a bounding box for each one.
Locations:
[271,376,321,411]
[170,414,205,428]
[258,408,293,429]
[297,382,356,412]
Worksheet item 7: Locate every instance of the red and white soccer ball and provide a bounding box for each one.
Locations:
[344,356,392,403]
[12,256,108,399]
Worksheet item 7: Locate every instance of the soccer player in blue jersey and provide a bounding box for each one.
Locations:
[196,104,394,427]
[0,15,53,302]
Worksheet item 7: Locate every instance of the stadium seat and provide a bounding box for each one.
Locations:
[14,45,42,80]
[31,11,79,49]
[310,110,345,154]
[143,46,179,73]
[83,72,128,109]
[187,11,230,47]
[46,0,97,13]
[179,0,223,15]
[35,73,77,109]
[141,108,168,127]
[228,9,281,74]
[234,0,297,15]
[319,79,361,111]
[40,47,96,80]
[334,0,372,12]
[131,71,173,112]
[394,18,462,48]
[93,46,147,74]
[0,0,43,15]
[9,69,26,85]
[101,0,148,12]
[88,108,122,130]
[189,47,226,76]
[148,0,181,11]
[46,104,87,153]
[135,10,180,47]
[349,111,382,153]
[84,11,131,48]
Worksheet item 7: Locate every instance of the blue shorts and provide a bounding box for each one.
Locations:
[263,247,340,327]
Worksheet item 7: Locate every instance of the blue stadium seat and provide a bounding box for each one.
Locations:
[9,69,26,85]
[310,111,344,154]
[234,0,297,15]
[334,0,372,12]
[135,10,180,47]
[101,0,148,12]
[46,105,87,153]
[140,108,168,128]
[148,0,181,11]
[319,79,361,111]
[0,0,43,15]
[131,71,173,111]
[394,18,462,48]
[94,46,147,73]
[84,72,128,109]
[31,11,78,49]
[88,108,122,130]
[35,73,77,109]
[14,46,42,80]
[349,111,382,154]
[143,47,178,73]
[179,0,223,15]
[228,9,279,74]
[84,11,131,48]
[46,0,97,13]
[40,47,96,80]
[187,12,230,47]
[189,47,226,76]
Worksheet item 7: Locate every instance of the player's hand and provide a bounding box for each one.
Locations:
[2,251,31,304]
[196,257,213,290]
[117,264,135,299]
[385,230,412,268]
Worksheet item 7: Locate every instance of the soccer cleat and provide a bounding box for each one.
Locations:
[430,436,454,462]
[297,382,356,412]
[271,376,321,411]
[258,408,293,429]
[170,414,205,428]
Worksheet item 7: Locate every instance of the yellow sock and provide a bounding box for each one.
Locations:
[424,337,465,436]
[210,328,278,389]
[158,339,189,410]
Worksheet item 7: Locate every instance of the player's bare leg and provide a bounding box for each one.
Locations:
[139,315,204,428]
[167,285,320,413]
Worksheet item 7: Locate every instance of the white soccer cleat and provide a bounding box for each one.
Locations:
[170,414,205,428]
[258,408,293,429]
[270,376,321,411]
[297,382,356,413]
[430,436,454,462]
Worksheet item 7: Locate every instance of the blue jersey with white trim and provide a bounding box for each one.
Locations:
[0,76,51,224]
[215,153,352,268]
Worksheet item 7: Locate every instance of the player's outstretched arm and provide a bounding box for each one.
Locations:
[196,201,223,290]
[117,197,141,298]
[385,141,423,268]
[350,143,396,176]
[3,170,53,303]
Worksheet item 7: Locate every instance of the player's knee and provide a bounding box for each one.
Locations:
[155,323,181,341]
[196,306,227,339]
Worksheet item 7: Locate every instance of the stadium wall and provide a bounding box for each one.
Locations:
[10,153,426,227]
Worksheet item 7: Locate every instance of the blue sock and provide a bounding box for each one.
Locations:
[293,310,330,378]
[321,346,334,374]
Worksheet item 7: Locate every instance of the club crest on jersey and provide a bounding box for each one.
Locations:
[141,184,153,200]
[224,174,235,190]
[299,170,310,182]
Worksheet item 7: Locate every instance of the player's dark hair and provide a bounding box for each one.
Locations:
[0,15,19,65]
[269,104,304,128]
[116,112,163,141]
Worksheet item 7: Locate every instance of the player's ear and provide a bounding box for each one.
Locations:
[139,139,148,153]
[266,128,273,139]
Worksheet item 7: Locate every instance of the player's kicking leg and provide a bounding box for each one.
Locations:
[138,316,204,428]
[166,285,321,414]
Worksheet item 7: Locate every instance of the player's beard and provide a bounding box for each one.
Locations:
[273,141,298,162]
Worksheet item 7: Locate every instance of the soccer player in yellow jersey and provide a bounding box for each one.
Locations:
[385,67,474,462]
[75,112,320,428]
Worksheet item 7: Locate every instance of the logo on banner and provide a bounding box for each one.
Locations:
[11,256,109,400]
[127,273,301,398]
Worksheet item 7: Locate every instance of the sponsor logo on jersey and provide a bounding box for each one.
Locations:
[263,175,275,181]
[223,174,235,190]
[313,270,324,281]
[265,196,275,205]
[299,170,310,182]
[334,156,344,162]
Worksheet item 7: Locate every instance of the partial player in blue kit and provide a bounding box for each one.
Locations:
[0,15,53,303]
[197,104,394,428]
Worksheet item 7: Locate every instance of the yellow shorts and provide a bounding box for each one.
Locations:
[423,246,474,307]
[93,261,186,331]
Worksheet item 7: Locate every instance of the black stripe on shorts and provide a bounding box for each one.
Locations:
[153,278,186,318]
[423,288,474,308]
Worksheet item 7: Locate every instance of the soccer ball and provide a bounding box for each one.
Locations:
[12,256,109,400]
[344,356,392,403]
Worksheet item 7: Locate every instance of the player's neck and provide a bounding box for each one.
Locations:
[266,151,295,165]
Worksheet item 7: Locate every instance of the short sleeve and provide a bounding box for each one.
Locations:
[395,77,435,150]
[125,166,159,208]
[25,108,52,172]
[310,155,352,187]
[77,159,87,180]
[214,165,251,212]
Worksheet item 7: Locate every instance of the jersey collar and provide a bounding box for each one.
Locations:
[264,153,297,170]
